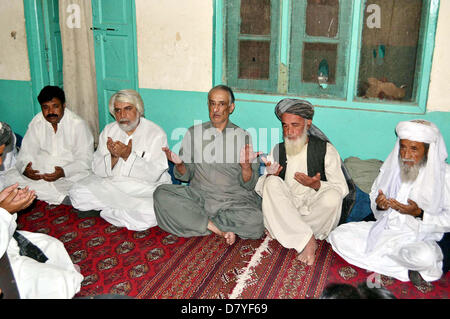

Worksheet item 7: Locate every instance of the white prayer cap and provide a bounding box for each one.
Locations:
[396,120,441,144]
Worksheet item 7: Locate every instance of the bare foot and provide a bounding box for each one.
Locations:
[208,220,236,245]
[264,229,273,239]
[224,232,236,245]
[297,236,318,266]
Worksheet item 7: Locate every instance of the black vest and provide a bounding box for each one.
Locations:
[271,135,356,225]
[273,135,327,181]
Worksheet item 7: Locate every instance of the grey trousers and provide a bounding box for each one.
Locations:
[153,184,264,239]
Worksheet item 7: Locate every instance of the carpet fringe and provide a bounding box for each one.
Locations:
[229,236,271,299]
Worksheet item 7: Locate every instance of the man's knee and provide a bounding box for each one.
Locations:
[317,188,342,211]
[398,241,442,269]
[153,184,175,204]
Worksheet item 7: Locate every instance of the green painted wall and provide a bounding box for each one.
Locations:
[139,88,450,163]
[1,81,449,163]
[0,80,35,136]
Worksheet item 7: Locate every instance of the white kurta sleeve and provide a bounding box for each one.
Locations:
[15,120,42,174]
[92,127,113,177]
[0,208,16,258]
[61,120,94,178]
[320,143,349,197]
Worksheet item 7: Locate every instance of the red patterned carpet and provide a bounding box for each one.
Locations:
[16,200,188,297]
[325,250,450,299]
[232,238,333,299]
[136,235,264,299]
[15,200,449,299]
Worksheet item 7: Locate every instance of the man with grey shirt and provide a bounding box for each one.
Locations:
[153,85,264,245]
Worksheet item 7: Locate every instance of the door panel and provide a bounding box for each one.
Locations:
[42,0,64,88]
[23,0,64,113]
[91,0,138,130]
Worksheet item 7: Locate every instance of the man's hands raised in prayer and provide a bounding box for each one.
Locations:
[376,190,422,217]
[107,137,132,160]
[260,156,283,176]
[23,162,65,182]
[239,144,262,183]
[23,162,42,180]
[294,172,321,191]
[162,147,186,176]
[0,183,36,213]
[42,166,65,182]
[107,137,132,169]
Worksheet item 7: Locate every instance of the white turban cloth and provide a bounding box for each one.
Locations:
[373,120,448,217]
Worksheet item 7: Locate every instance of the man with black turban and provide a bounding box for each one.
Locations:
[255,98,352,265]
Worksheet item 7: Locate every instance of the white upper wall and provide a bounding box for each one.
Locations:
[427,0,450,112]
[135,0,213,92]
[0,0,30,81]
[1,0,448,113]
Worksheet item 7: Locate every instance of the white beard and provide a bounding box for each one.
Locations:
[119,116,140,133]
[284,127,308,156]
[399,156,425,183]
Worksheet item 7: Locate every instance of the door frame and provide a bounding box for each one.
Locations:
[23,0,50,114]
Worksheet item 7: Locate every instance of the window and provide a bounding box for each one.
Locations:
[216,0,439,112]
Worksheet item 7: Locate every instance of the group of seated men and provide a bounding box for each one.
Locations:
[0,84,448,299]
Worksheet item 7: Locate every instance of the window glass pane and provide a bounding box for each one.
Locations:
[238,40,271,80]
[302,42,337,84]
[357,0,423,101]
[306,0,339,38]
[240,0,271,35]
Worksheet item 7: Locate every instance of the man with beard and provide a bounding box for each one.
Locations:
[2,86,94,204]
[254,98,349,265]
[153,85,264,245]
[69,89,172,231]
[328,120,450,283]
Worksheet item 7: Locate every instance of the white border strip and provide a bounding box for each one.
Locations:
[229,236,272,299]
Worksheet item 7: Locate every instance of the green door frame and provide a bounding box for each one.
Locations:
[23,0,50,114]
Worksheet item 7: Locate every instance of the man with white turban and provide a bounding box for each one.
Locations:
[255,98,353,265]
[69,89,172,231]
[328,119,450,283]
[1,86,94,205]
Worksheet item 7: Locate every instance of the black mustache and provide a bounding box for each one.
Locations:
[46,114,58,118]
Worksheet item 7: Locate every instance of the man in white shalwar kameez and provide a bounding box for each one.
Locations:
[1,86,94,205]
[328,120,450,283]
[255,99,350,265]
[69,89,171,231]
[0,131,83,299]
